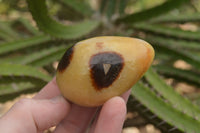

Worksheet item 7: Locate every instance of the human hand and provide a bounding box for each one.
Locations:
[0,77,130,133]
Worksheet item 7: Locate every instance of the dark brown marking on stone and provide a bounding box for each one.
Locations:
[57,45,74,72]
[89,52,124,91]
[96,42,104,49]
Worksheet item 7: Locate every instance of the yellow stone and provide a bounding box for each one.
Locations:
[56,36,154,107]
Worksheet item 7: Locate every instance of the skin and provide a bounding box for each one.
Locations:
[0,77,130,133]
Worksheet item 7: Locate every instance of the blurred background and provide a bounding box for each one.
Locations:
[0,0,200,132]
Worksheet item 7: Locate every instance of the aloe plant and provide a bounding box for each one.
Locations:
[0,0,200,132]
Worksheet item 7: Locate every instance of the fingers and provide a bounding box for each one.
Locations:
[53,89,130,133]
[54,104,98,133]
[34,77,61,99]
[34,77,99,133]
[0,96,71,133]
[89,90,130,133]
[121,89,131,102]
[31,76,130,133]
[90,96,127,133]
[30,96,71,131]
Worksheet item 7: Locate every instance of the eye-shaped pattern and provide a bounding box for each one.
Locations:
[89,52,124,90]
[56,36,155,107]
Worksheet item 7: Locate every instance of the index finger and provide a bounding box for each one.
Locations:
[34,77,61,99]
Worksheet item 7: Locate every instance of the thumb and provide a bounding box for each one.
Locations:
[0,96,71,133]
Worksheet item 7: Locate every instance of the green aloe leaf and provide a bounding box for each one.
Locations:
[150,13,200,23]
[14,18,41,35]
[0,82,40,103]
[23,44,72,67]
[119,0,128,15]
[106,0,116,19]
[61,0,93,16]
[0,64,51,83]
[132,82,200,133]
[0,44,72,67]
[30,44,73,67]
[26,0,100,39]
[1,44,72,67]
[0,35,51,55]
[19,45,66,65]
[151,40,200,71]
[0,31,11,41]
[145,68,200,121]
[133,23,200,41]
[100,0,107,13]
[0,56,23,64]
[0,82,35,95]
[116,0,189,23]
[127,96,182,133]
[154,65,200,86]
[0,21,19,41]
[100,0,127,20]
[144,35,200,51]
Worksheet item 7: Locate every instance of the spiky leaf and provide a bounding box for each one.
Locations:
[145,68,200,121]
[132,82,200,133]
[26,0,100,39]
[61,0,92,16]
[134,23,200,41]
[0,35,51,55]
[154,65,200,86]
[116,0,189,23]
[0,63,51,83]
